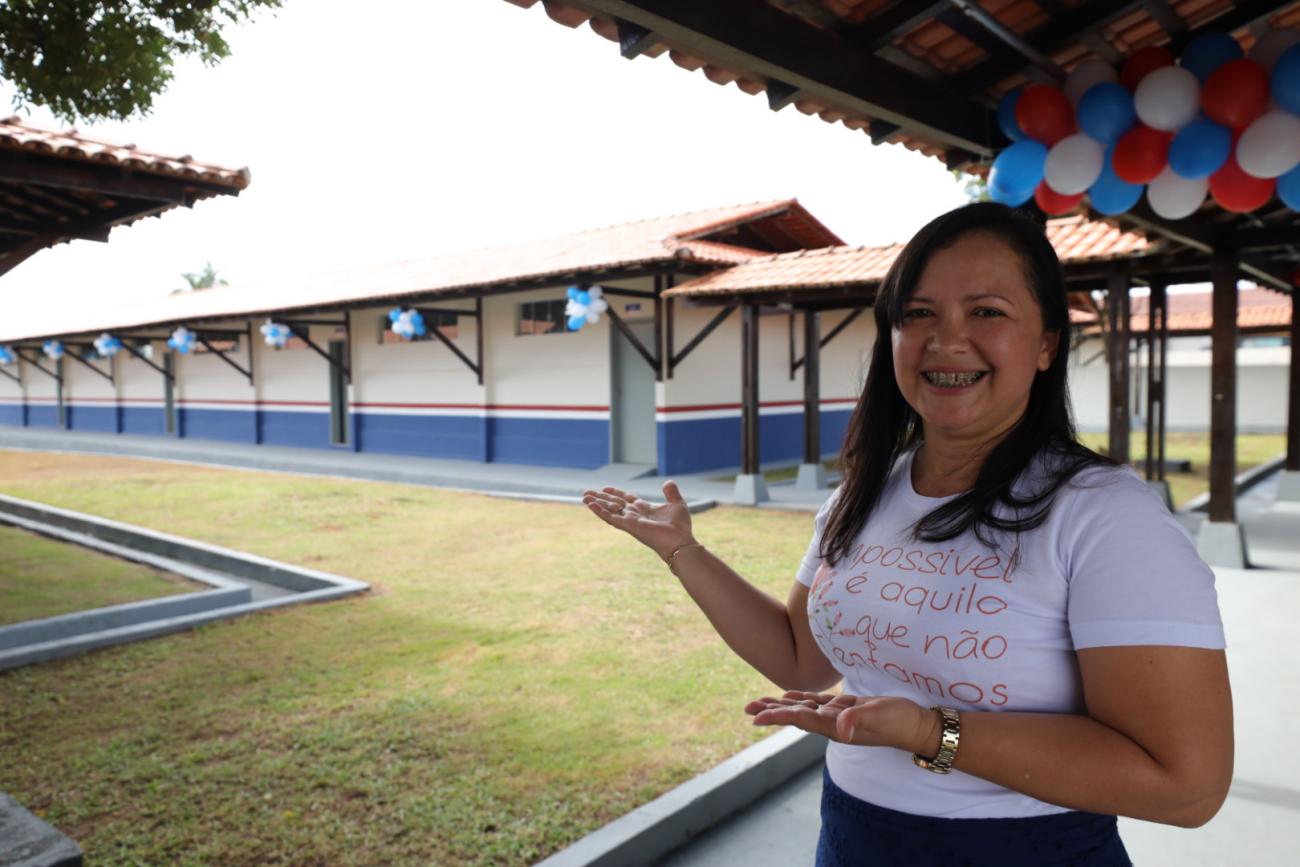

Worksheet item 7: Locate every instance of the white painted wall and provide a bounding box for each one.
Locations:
[1069,337,1291,432]
[659,304,874,409]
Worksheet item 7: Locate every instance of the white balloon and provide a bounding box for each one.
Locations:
[1043,134,1105,195]
[1147,166,1208,219]
[1065,58,1117,106]
[1249,28,1300,70]
[1237,110,1300,178]
[1134,66,1200,131]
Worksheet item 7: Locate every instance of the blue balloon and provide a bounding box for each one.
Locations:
[1279,162,1300,211]
[1088,147,1144,215]
[1168,118,1231,179]
[566,286,580,300]
[1076,82,1135,145]
[1273,44,1300,115]
[388,308,401,322]
[997,88,1024,142]
[576,290,591,306]
[567,315,586,331]
[988,178,1033,206]
[989,140,1047,199]
[1180,32,1242,83]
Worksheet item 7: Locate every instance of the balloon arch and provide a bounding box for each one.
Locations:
[990,29,1300,219]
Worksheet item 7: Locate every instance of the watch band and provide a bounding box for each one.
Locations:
[912,706,961,774]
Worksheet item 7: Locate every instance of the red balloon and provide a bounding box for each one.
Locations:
[1034,181,1083,215]
[1209,155,1275,212]
[1014,84,1075,146]
[1120,45,1176,90]
[1202,59,1270,129]
[1112,124,1172,184]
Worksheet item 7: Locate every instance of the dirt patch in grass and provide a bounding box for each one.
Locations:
[0,449,812,866]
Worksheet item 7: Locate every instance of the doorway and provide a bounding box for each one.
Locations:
[610,320,656,465]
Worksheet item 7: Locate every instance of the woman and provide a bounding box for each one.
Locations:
[582,202,1232,866]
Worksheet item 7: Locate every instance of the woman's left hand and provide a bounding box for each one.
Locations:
[745,690,936,752]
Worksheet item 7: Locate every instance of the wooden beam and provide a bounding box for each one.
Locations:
[792,308,865,372]
[573,0,997,154]
[62,347,114,384]
[1208,245,1238,523]
[286,324,352,383]
[605,305,660,375]
[194,334,253,384]
[741,303,760,475]
[802,310,820,464]
[653,275,665,382]
[670,305,735,371]
[1235,221,1300,252]
[616,17,657,57]
[475,297,485,386]
[1106,270,1131,464]
[959,0,1139,95]
[766,80,800,111]
[0,215,109,242]
[14,348,59,381]
[851,1,949,52]
[941,1,1064,81]
[0,152,231,203]
[116,339,173,382]
[1143,0,1187,39]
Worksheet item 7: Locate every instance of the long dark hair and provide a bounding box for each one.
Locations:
[820,202,1111,564]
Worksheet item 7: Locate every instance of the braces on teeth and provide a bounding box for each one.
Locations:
[926,371,986,386]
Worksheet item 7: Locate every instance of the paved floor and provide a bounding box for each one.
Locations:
[0,428,832,512]
[658,469,1300,867]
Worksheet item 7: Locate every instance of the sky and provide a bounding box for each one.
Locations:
[0,0,971,322]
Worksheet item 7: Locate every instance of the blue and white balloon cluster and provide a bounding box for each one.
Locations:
[93,333,122,358]
[990,28,1300,218]
[261,319,291,348]
[168,327,196,354]
[388,307,427,340]
[565,285,609,331]
[0,346,14,366]
[42,340,64,360]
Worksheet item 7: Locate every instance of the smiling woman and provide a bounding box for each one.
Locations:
[584,203,1232,867]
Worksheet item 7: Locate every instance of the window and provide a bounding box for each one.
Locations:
[377,311,459,344]
[518,299,568,336]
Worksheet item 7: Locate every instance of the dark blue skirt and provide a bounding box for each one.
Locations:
[817,767,1133,867]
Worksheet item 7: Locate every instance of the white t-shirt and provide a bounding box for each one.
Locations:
[795,446,1225,819]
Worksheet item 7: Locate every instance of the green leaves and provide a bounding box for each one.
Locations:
[0,1,283,122]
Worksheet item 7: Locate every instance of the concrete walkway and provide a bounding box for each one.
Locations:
[657,469,1300,867]
[0,428,831,512]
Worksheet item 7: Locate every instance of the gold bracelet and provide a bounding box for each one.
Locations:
[912,706,961,774]
[665,541,704,571]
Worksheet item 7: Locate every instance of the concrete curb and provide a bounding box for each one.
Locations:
[0,494,368,670]
[534,729,826,867]
[1182,455,1286,514]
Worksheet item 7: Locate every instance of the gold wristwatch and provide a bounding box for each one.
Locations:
[912,706,961,774]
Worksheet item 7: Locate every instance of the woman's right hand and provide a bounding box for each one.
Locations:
[582,481,695,562]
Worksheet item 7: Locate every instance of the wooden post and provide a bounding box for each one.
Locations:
[653,275,664,383]
[1148,282,1168,481]
[741,304,760,476]
[803,310,820,465]
[1289,292,1300,472]
[1107,270,1130,464]
[1156,282,1168,481]
[1208,246,1237,524]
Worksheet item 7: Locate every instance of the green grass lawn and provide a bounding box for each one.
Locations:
[0,450,813,866]
[1076,432,1285,508]
[0,525,202,626]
